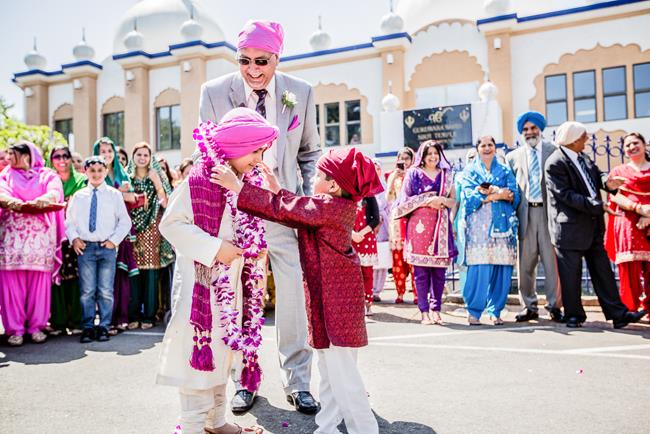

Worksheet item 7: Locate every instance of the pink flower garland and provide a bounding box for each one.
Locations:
[193,123,267,392]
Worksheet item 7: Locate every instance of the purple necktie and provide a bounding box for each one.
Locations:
[253,89,267,119]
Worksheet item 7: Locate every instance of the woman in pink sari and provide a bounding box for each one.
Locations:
[0,142,65,346]
[605,132,650,318]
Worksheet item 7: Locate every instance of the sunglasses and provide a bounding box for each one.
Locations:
[237,56,273,66]
[51,154,71,161]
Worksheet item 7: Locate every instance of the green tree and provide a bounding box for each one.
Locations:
[0,96,67,158]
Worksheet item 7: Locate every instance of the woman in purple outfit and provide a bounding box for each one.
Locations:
[394,141,457,325]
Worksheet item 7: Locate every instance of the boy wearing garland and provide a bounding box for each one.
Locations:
[213,147,382,434]
[156,108,270,434]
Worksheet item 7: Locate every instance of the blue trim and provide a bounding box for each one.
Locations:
[477,0,646,25]
[13,69,64,78]
[281,42,374,62]
[113,49,170,60]
[476,13,517,25]
[61,60,103,70]
[375,151,398,158]
[114,39,237,61]
[371,32,412,43]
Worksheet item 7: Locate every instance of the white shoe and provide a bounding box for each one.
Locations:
[31,331,47,343]
[8,335,24,346]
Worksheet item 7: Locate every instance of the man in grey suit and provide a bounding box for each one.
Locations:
[199,20,321,414]
[506,111,563,322]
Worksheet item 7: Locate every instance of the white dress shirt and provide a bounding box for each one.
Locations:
[65,182,132,245]
[243,75,278,170]
[563,147,598,198]
[525,143,543,203]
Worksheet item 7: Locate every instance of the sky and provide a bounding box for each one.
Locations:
[0,0,392,121]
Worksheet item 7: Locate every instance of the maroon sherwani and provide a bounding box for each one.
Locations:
[238,183,368,349]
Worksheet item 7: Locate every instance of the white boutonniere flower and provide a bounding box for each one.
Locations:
[281,90,298,113]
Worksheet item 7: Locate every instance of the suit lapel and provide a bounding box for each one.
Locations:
[274,73,291,169]
[519,147,529,196]
[229,75,246,109]
[559,147,590,195]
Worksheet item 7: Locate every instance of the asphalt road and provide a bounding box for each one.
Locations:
[2,289,650,434]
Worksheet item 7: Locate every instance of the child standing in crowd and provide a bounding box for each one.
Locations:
[65,157,131,343]
[352,196,380,316]
[214,147,382,434]
[127,142,175,329]
[394,141,458,325]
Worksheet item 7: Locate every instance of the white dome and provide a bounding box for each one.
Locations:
[478,80,498,102]
[123,26,144,51]
[180,18,203,41]
[380,12,404,34]
[483,0,510,16]
[73,29,95,61]
[382,92,400,111]
[395,0,487,33]
[113,0,224,54]
[309,29,332,51]
[24,38,46,70]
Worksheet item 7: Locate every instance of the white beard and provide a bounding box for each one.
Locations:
[525,136,541,148]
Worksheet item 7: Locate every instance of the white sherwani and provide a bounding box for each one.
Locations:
[156,180,243,390]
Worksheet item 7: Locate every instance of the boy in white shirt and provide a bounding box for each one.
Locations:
[65,156,132,343]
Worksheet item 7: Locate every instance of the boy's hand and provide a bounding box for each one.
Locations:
[102,240,116,250]
[72,238,86,255]
[211,165,243,193]
[259,162,281,194]
[215,240,243,265]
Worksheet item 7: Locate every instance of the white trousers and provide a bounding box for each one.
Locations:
[178,385,227,434]
[314,346,379,434]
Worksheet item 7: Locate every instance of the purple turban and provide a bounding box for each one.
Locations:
[237,20,284,55]
[516,111,547,134]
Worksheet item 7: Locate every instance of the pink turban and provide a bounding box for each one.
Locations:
[317,148,384,201]
[194,107,279,159]
[237,20,284,55]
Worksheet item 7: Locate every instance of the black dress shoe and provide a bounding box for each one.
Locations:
[565,317,583,328]
[515,309,539,322]
[613,310,646,329]
[231,389,256,413]
[548,307,565,323]
[80,328,95,343]
[286,391,320,414]
[96,327,110,342]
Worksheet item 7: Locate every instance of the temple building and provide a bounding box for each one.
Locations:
[12,0,650,167]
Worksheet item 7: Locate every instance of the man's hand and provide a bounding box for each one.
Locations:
[102,240,116,250]
[606,175,626,191]
[72,238,86,255]
[215,241,243,265]
[260,162,281,194]
[210,165,243,193]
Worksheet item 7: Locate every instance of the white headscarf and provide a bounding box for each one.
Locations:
[555,121,587,147]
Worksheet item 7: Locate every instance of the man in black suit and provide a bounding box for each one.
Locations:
[544,121,645,328]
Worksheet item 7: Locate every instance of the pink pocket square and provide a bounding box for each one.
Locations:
[288,115,300,132]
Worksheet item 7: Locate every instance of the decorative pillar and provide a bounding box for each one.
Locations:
[179,57,206,158]
[124,66,150,153]
[381,49,406,107]
[72,75,98,157]
[486,31,514,145]
[23,82,49,126]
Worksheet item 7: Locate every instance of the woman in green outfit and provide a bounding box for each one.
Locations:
[127,142,174,329]
[48,145,86,335]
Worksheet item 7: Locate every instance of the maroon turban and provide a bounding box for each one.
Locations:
[317,147,384,201]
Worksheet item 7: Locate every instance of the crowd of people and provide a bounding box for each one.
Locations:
[1,17,649,434]
[0,138,196,346]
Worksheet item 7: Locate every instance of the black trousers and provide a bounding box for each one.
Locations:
[555,236,628,322]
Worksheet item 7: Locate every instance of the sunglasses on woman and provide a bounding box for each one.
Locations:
[51,154,71,161]
[237,56,273,66]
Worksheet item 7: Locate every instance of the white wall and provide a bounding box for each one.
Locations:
[289,57,384,146]
[510,14,650,138]
[206,58,236,81]
[48,82,73,126]
[405,21,489,90]
[148,65,181,145]
[96,56,125,133]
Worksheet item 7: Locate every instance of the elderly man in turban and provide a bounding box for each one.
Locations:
[506,111,563,323]
[544,121,645,329]
[198,20,321,414]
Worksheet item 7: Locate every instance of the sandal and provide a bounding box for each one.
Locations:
[468,315,482,326]
[431,312,445,325]
[491,317,504,326]
[205,424,264,434]
[127,321,140,330]
[8,335,24,346]
[141,322,154,330]
[31,331,47,343]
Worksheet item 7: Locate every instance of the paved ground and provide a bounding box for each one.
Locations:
[2,288,650,434]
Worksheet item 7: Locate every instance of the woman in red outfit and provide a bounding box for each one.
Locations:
[352,197,380,316]
[605,132,650,317]
[386,147,416,304]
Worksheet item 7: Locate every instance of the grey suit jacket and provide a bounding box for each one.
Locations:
[198,71,321,196]
[506,140,555,238]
